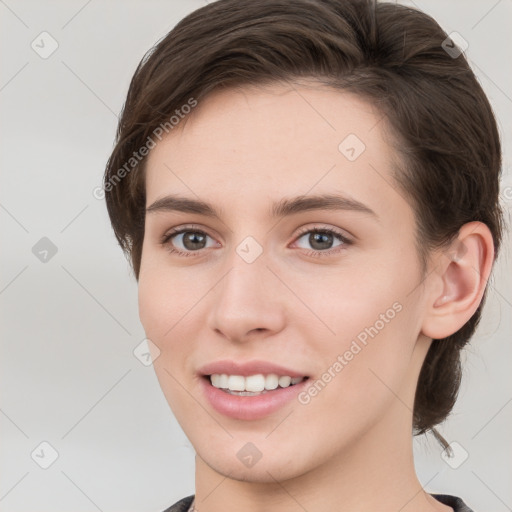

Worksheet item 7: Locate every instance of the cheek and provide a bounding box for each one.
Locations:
[295,256,417,345]
[137,262,196,344]
[137,263,212,394]
[137,268,197,414]
[301,254,422,398]
[138,273,170,343]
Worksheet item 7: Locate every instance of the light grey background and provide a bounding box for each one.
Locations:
[1,1,511,511]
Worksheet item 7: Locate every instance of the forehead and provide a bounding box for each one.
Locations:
[144,81,406,222]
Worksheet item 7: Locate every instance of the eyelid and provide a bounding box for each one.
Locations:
[162,223,218,239]
[292,223,353,243]
[161,223,353,256]
[161,223,352,241]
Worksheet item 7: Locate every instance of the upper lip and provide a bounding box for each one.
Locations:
[198,359,308,378]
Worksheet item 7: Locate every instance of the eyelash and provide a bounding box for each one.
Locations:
[160,224,352,258]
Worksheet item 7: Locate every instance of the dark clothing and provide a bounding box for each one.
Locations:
[162,493,474,512]
[162,495,194,512]
[433,494,474,511]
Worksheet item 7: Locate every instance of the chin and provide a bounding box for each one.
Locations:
[203,454,306,483]
[195,435,321,484]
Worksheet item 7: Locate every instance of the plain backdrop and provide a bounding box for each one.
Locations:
[1,1,511,511]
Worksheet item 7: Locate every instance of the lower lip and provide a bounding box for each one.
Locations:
[200,376,309,421]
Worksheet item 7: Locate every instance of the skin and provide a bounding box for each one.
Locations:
[138,80,494,512]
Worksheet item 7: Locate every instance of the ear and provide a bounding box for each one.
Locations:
[421,222,495,340]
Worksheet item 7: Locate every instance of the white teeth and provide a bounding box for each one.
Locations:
[278,376,291,388]
[209,373,306,392]
[265,374,279,390]
[245,374,265,392]
[218,374,229,388]
[227,375,245,391]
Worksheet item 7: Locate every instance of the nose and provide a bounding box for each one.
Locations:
[206,249,286,343]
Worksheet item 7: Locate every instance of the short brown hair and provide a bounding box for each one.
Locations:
[103,0,504,444]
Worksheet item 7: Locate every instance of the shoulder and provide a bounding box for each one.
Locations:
[432,494,475,512]
[161,494,195,512]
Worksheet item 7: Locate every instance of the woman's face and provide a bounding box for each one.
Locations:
[138,82,433,482]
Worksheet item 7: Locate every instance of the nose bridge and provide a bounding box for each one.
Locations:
[207,240,284,340]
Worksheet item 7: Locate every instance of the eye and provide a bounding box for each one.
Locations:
[161,224,352,258]
[292,226,352,256]
[161,226,218,256]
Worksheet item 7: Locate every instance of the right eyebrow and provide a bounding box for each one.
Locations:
[146,195,223,219]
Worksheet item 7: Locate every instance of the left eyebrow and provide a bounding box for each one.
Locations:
[145,193,378,220]
[270,193,378,219]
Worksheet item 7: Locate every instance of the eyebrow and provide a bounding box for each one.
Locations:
[146,193,378,220]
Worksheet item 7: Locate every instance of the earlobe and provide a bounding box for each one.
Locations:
[421,222,495,340]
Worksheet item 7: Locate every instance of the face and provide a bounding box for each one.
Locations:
[138,81,432,483]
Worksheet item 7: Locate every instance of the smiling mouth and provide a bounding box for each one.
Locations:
[204,373,309,396]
